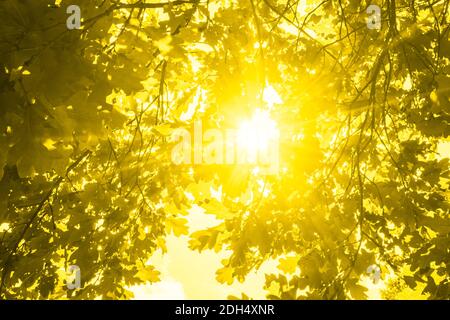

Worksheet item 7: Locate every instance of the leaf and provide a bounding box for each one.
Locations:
[165,216,189,236]
[277,256,299,274]
[153,124,173,136]
[153,35,173,54]
[135,265,160,283]
[188,224,225,252]
[404,276,417,289]
[187,181,212,201]
[227,292,251,300]
[348,282,368,300]
[202,199,233,219]
[216,266,234,285]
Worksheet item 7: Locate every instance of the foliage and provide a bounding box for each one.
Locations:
[0,0,449,299]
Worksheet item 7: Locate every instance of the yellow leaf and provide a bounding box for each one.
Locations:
[348,282,368,300]
[154,35,173,54]
[135,265,160,283]
[165,202,188,216]
[156,236,167,253]
[277,256,299,274]
[165,216,189,236]
[153,124,173,136]
[216,266,234,285]
[202,199,232,219]
[430,89,439,104]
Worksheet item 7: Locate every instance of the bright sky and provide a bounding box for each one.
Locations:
[130,207,390,300]
[131,207,277,300]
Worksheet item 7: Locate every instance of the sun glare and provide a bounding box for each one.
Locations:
[236,109,279,163]
[263,84,283,109]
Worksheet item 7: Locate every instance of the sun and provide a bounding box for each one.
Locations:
[236,109,279,166]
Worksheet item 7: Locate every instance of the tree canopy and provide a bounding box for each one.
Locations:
[0,0,449,299]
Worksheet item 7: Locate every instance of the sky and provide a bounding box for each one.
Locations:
[131,206,277,299]
[129,206,391,300]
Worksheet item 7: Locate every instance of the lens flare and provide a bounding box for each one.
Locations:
[236,109,279,164]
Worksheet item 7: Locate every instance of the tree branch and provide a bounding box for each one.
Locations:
[113,0,199,10]
[0,150,92,296]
